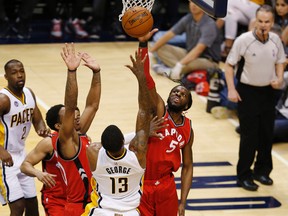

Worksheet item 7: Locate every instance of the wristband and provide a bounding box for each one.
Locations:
[68,69,77,72]
[93,69,101,73]
[139,41,148,48]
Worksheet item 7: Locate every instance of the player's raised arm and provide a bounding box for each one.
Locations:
[79,52,101,134]
[125,49,156,168]
[59,43,82,158]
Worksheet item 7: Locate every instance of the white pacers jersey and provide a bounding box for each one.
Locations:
[0,87,35,152]
[92,146,145,212]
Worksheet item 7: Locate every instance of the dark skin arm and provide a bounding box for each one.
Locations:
[0,94,13,166]
[125,50,156,168]
[20,137,56,188]
[78,53,101,134]
[59,43,82,158]
[28,87,50,137]
[138,29,166,118]
[178,129,194,216]
[86,142,102,171]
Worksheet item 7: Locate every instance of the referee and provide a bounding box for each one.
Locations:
[224,4,286,191]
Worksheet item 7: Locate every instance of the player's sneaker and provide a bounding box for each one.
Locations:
[152,64,171,77]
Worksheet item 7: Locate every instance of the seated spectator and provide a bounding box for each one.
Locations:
[48,0,89,39]
[150,0,221,82]
[0,0,38,40]
[206,68,238,118]
[217,0,262,59]
[85,0,126,40]
[273,0,288,54]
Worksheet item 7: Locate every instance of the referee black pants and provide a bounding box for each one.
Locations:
[236,83,275,180]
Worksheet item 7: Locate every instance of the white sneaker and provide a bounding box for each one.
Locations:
[152,64,171,77]
[211,106,229,119]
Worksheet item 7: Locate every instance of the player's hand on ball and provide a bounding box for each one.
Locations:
[138,28,159,42]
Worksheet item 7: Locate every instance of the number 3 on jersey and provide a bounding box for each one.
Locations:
[110,177,128,194]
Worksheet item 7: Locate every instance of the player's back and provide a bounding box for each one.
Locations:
[51,134,92,206]
[92,146,144,211]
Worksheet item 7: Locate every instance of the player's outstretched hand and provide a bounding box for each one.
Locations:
[61,43,83,71]
[81,52,101,73]
[138,28,159,42]
[125,49,146,79]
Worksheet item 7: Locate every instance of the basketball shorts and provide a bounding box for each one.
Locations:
[42,194,66,216]
[0,150,37,205]
[139,174,178,216]
[64,202,85,216]
[87,207,140,216]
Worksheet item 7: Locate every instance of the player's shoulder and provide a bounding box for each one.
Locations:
[38,136,53,152]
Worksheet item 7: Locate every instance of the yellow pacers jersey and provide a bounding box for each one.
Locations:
[91,146,144,212]
[0,87,35,152]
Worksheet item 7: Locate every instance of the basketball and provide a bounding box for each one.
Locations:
[121,6,153,38]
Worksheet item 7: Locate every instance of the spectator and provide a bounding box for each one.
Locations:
[218,0,262,58]
[224,5,286,191]
[274,0,288,53]
[85,0,126,39]
[274,76,288,142]
[48,0,89,38]
[150,0,221,82]
[0,0,38,39]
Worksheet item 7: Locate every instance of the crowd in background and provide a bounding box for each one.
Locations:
[0,0,186,41]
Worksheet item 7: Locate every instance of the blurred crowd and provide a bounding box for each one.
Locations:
[0,0,185,41]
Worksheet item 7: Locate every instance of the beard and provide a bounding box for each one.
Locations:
[167,99,186,113]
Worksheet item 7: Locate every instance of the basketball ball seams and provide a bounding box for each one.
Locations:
[123,11,152,30]
[121,6,154,38]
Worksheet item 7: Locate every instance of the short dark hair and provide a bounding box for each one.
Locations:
[4,59,22,72]
[101,125,124,153]
[46,104,64,131]
[256,4,274,19]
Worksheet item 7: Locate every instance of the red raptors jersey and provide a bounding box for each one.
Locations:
[41,133,67,199]
[145,109,192,180]
[51,133,92,209]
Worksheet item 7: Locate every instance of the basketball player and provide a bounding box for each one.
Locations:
[47,43,101,216]
[0,59,50,215]
[138,31,194,216]
[84,49,156,216]
[20,49,101,215]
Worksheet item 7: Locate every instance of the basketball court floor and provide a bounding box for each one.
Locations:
[0,42,287,215]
